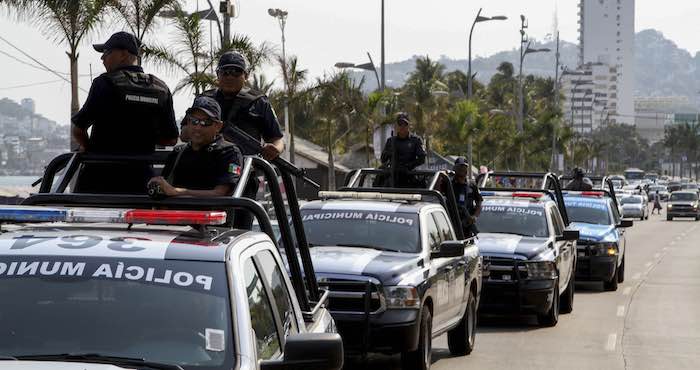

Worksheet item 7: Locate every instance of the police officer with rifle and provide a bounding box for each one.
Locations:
[375,112,427,188]
[452,157,483,237]
[71,31,178,194]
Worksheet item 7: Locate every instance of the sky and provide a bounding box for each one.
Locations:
[1,0,699,126]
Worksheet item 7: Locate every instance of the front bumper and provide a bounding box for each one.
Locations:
[622,208,644,218]
[576,254,617,282]
[333,309,421,354]
[667,210,699,218]
[479,278,556,315]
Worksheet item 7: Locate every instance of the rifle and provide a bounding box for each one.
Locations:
[390,130,397,187]
[229,126,320,189]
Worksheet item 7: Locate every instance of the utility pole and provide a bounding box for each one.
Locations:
[551,31,560,171]
[221,0,231,47]
[517,15,528,133]
[268,8,292,163]
[380,0,385,91]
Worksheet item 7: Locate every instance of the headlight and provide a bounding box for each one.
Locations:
[592,242,617,256]
[524,261,557,279]
[384,286,420,309]
[667,204,673,209]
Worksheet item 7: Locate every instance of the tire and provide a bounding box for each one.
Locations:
[447,291,477,356]
[402,307,432,370]
[667,216,673,221]
[560,272,575,314]
[537,279,559,327]
[617,256,626,283]
[604,266,619,291]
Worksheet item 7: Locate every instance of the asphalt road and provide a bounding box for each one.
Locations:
[344,207,700,369]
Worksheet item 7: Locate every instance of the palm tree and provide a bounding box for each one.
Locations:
[107,0,182,65]
[277,55,308,164]
[3,0,109,118]
[251,73,275,96]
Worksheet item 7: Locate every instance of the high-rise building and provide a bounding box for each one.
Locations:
[562,63,618,133]
[577,0,635,125]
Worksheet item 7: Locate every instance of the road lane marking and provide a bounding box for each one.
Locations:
[645,262,653,268]
[654,253,661,259]
[617,305,625,317]
[623,287,632,295]
[605,333,617,351]
[670,241,675,246]
[632,273,641,280]
[663,247,669,251]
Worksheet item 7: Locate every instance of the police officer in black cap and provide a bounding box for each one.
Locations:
[183,51,284,159]
[377,112,426,187]
[565,167,593,191]
[72,31,178,194]
[452,157,483,237]
[149,96,242,197]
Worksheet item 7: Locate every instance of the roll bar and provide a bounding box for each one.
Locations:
[478,171,570,226]
[31,152,321,313]
[559,174,620,210]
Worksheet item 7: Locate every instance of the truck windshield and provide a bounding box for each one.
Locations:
[301,210,420,253]
[0,257,234,370]
[565,200,612,225]
[476,203,549,238]
[671,193,698,201]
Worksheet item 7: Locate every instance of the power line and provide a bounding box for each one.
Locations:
[0,49,91,77]
[0,35,88,93]
[0,79,67,90]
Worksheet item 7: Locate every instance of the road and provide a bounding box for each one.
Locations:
[345,209,700,369]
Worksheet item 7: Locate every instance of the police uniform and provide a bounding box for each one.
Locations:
[72,32,177,194]
[452,179,483,237]
[565,178,593,191]
[161,135,243,191]
[379,134,427,187]
[201,87,283,154]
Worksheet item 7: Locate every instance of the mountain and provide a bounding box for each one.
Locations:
[351,29,700,103]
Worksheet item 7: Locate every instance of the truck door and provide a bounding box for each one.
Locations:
[550,207,572,290]
[425,212,449,328]
[432,211,465,322]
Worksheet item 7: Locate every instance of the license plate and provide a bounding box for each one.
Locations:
[502,274,512,281]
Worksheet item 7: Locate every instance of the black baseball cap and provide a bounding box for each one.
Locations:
[454,157,469,167]
[396,112,410,125]
[217,51,249,72]
[186,96,222,121]
[93,31,141,56]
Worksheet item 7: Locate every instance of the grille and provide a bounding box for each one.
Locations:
[483,257,528,281]
[319,278,384,314]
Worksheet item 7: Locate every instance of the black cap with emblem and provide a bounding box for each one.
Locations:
[93,31,141,56]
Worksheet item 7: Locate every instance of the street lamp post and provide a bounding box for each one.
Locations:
[334,52,381,90]
[268,8,293,164]
[468,9,506,99]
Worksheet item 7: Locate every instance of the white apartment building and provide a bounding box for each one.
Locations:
[562,63,618,133]
[577,0,635,125]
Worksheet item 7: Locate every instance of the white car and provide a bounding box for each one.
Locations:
[620,194,649,220]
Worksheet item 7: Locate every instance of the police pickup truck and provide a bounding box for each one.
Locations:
[300,169,481,370]
[559,176,632,291]
[0,154,342,370]
[475,172,579,326]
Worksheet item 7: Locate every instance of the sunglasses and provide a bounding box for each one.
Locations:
[217,68,245,77]
[185,117,216,127]
[397,121,409,126]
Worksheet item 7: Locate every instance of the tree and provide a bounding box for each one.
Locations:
[251,73,275,96]
[107,0,182,65]
[3,0,109,118]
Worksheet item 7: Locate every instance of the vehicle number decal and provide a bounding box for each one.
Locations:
[10,235,149,252]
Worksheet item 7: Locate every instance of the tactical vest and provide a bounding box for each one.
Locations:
[106,69,169,108]
[202,88,266,151]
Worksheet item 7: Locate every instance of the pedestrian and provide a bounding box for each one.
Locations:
[72,31,178,194]
[374,112,427,188]
[652,190,663,214]
[452,157,483,238]
[148,96,242,197]
[564,168,594,191]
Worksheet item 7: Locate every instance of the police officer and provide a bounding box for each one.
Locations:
[565,167,593,191]
[452,157,483,237]
[377,112,426,187]
[72,31,178,194]
[149,96,242,197]
[182,51,284,159]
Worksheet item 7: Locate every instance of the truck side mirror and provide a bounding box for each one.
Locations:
[556,229,579,242]
[431,240,465,259]
[260,333,344,370]
[618,219,633,228]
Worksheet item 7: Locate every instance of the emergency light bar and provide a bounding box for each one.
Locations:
[319,191,422,202]
[0,205,227,226]
[480,191,544,200]
[512,192,545,199]
[562,191,605,197]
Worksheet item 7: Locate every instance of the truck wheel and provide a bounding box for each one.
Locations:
[402,308,432,370]
[560,273,575,314]
[447,291,477,356]
[667,216,673,221]
[604,267,619,291]
[617,256,626,283]
[537,280,559,327]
